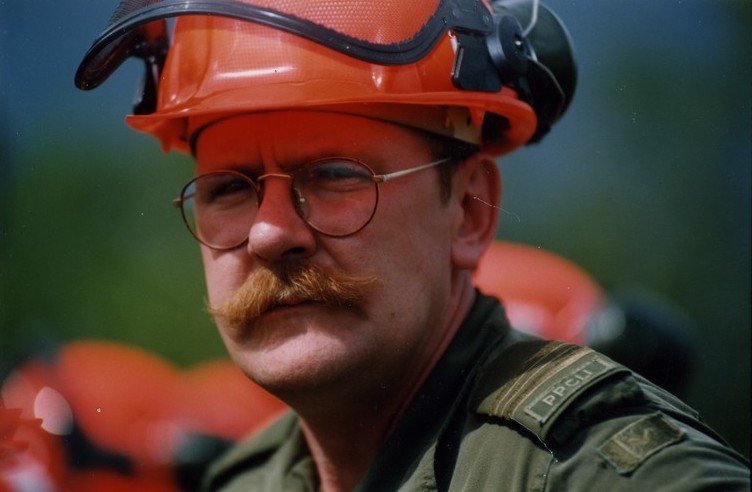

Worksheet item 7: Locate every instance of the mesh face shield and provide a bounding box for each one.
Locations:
[77,0,449,88]
[75,0,576,154]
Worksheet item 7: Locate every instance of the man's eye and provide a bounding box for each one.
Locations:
[304,160,373,190]
[198,175,254,204]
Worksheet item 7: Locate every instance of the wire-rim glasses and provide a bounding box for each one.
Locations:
[173,156,452,251]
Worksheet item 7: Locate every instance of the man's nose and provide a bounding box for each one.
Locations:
[246,177,316,261]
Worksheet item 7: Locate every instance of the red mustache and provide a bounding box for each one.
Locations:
[208,263,377,333]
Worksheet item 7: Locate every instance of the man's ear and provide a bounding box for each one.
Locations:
[450,153,501,270]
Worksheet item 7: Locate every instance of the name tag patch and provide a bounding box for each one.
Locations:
[524,356,616,424]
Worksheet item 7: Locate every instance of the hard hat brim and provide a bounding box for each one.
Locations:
[127,88,537,155]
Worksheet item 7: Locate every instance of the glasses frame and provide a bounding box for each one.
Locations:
[172,157,453,250]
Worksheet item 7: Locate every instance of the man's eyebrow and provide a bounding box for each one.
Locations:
[220,157,322,174]
[225,163,259,174]
[202,151,382,175]
[199,161,260,176]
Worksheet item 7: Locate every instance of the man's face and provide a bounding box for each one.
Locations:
[193,111,467,403]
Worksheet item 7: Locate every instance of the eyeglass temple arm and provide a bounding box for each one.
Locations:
[374,157,453,183]
[173,187,200,207]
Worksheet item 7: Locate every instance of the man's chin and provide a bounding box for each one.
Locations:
[226,333,359,397]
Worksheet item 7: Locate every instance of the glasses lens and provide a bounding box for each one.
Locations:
[181,172,258,249]
[179,161,379,249]
[295,159,378,236]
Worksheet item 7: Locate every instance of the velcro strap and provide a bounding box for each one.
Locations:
[598,412,684,474]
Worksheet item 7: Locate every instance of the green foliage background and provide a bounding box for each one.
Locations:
[1,0,750,457]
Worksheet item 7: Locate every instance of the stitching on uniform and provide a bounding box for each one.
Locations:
[491,343,577,417]
[490,342,586,418]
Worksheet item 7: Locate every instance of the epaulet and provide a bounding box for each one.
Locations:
[473,340,640,446]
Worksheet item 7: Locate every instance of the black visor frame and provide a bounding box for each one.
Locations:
[75,0,495,91]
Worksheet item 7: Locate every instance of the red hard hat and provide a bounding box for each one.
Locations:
[75,0,576,154]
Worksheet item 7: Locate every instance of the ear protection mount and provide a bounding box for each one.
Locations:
[450,0,576,142]
[75,0,576,144]
[495,0,578,141]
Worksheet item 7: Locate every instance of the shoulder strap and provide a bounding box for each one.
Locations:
[473,340,635,445]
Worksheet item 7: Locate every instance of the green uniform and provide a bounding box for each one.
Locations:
[203,294,750,491]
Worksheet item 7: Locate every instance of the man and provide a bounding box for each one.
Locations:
[75,0,750,490]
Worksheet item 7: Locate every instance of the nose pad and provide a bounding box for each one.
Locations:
[292,187,309,221]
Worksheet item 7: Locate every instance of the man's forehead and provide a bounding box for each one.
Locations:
[193,111,434,171]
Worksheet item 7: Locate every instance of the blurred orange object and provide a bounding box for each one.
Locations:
[1,341,287,491]
[473,241,605,344]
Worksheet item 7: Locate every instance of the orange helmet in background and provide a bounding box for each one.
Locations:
[473,242,700,398]
[75,0,576,154]
[1,341,287,491]
[473,241,605,344]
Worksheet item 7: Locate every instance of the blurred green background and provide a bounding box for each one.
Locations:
[1,1,749,457]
